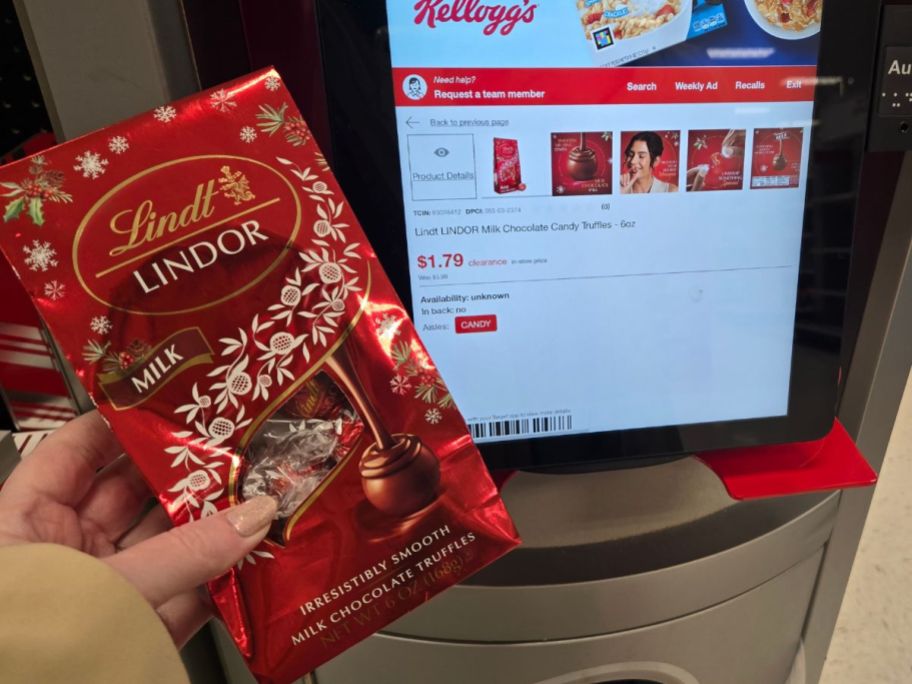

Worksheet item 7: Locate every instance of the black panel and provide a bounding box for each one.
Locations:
[180,0,250,90]
[313,2,411,304]
[0,0,51,156]
[869,5,912,151]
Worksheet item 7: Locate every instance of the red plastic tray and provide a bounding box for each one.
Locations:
[698,419,876,500]
[492,420,876,501]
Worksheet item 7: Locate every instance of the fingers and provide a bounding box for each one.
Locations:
[76,456,154,543]
[157,590,212,648]
[2,411,123,506]
[105,496,277,608]
[118,507,214,646]
[118,505,171,549]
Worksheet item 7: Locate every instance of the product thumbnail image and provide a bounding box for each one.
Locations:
[493,137,525,194]
[686,129,746,192]
[620,130,680,194]
[751,128,805,189]
[552,132,613,196]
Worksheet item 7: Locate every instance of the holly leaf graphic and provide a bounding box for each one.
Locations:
[82,339,110,364]
[415,383,438,404]
[27,198,44,226]
[391,340,411,367]
[1,182,23,195]
[256,104,288,136]
[3,197,25,222]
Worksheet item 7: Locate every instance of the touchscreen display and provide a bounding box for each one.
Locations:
[384,1,822,443]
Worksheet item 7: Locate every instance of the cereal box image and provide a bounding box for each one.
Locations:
[575,0,693,67]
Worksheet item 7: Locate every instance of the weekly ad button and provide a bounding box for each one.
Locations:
[455,315,498,334]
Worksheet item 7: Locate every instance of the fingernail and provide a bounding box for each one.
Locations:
[226,496,277,537]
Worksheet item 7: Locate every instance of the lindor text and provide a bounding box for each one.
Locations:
[131,220,267,293]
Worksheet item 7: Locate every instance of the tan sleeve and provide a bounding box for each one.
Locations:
[0,543,190,684]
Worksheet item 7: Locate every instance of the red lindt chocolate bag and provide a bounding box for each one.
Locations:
[493,137,524,194]
[0,69,519,683]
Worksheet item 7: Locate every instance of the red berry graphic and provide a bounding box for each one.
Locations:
[284,118,310,142]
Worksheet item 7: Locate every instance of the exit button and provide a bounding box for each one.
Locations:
[455,315,497,334]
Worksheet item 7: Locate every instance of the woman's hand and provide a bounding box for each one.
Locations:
[721,128,746,158]
[686,166,708,192]
[620,169,640,193]
[0,411,276,646]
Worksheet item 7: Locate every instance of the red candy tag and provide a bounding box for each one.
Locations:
[0,69,519,684]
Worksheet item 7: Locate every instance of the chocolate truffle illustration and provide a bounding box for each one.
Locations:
[772,137,787,171]
[567,133,598,181]
[326,346,441,517]
[360,434,440,517]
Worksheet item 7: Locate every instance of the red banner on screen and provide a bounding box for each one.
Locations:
[393,67,818,107]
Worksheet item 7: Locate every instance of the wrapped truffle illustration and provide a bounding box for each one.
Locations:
[0,69,519,684]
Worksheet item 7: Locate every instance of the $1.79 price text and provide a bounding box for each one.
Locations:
[416,253,464,269]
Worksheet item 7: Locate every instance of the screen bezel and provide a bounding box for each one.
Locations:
[312,0,883,470]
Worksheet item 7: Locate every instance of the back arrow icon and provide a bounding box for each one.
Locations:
[406,117,419,128]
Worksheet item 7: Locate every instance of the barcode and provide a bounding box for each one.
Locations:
[468,415,573,440]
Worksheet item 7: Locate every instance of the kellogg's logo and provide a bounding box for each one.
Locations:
[414,0,538,36]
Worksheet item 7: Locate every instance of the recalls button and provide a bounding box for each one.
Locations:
[455,315,498,334]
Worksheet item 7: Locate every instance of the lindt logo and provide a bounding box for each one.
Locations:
[413,0,538,36]
[73,155,302,316]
